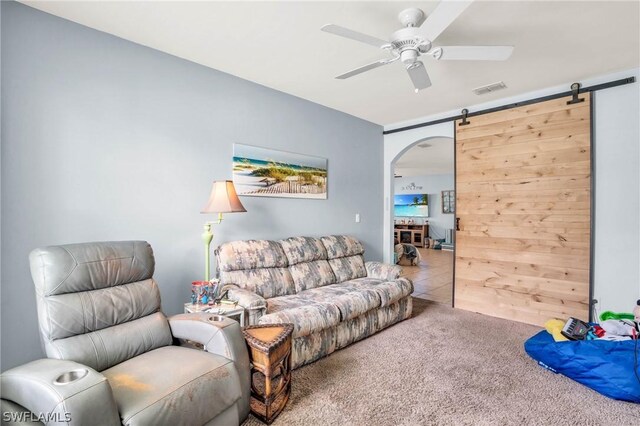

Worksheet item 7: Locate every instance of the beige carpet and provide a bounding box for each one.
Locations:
[243,298,639,425]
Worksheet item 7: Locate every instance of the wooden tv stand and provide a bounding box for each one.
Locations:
[394,224,429,248]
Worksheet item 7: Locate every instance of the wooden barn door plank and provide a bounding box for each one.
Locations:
[454,93,591,326]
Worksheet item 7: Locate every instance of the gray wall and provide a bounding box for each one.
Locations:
[0,2,383,371]
[394,174,455,239]
[593,73,640,314]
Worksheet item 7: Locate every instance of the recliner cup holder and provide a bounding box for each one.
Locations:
[207,315,225,322]
[54,369,88,385]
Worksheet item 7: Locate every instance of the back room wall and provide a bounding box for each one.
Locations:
[0,2,384,370]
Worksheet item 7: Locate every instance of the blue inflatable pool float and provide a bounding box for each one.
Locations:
[525,331,640,403]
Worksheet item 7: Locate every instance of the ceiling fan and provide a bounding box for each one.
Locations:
[321,0,514,92]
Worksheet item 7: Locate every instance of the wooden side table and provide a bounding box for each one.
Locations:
[243,324,294,424]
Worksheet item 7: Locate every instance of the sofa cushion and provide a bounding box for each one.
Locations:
[217,240,288,271]
[280,236,336,292]
[328,256,367,282]
[103,346,242,426]
[321,236,367,282]
[280,236,328,264]
[320,235,364,259]
[258,302,341,338]
[299,284,381,321]
[346,277,414,307]
[266,294,317,314]
[217,240,295,298]
[288,260,336,292]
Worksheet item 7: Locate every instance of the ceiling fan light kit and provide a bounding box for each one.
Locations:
[321,0,514,92]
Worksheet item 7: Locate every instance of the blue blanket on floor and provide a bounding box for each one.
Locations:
[525,331,640,403]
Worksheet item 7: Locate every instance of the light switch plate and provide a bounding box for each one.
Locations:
[355,213,361,223]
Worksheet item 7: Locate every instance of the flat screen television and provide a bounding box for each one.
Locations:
[394,193,429,217]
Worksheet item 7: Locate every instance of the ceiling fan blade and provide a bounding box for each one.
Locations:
[419,0,473,42]
[335,59,392,79]
[434,46,514,61]
[321,24,388,48]
[406,62,432,91]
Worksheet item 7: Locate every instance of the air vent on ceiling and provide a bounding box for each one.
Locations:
[472,81,507,95]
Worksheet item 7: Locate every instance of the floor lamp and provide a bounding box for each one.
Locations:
[201,180,246,282]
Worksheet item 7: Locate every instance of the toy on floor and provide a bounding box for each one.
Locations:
[560,317,591,341]
[600,319,637,341]
[544,319,568,342]
[600,310,635,321]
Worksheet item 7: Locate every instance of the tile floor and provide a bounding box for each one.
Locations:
[400,248,453,305]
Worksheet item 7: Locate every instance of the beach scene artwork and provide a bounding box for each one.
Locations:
[394,194,429,217]
[233,144,328,199]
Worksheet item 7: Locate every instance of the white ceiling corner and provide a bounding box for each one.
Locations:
[20,0,640,125]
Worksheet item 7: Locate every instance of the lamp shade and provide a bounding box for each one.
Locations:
[201,180,247,214]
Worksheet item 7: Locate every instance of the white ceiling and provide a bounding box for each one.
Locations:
[21,1,640,125]
[394,136,454,176]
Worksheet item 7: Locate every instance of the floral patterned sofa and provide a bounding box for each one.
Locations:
[216,235,413,368]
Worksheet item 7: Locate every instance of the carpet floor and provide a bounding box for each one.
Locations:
[243,298,639,425]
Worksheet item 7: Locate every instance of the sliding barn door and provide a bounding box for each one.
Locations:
[454,94,591,326]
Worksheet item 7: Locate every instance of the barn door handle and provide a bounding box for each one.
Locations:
[456,218,460,231]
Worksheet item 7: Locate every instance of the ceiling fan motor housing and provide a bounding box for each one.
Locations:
[391,27,431,64]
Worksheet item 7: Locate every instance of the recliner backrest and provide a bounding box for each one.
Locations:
[29,241,173,371]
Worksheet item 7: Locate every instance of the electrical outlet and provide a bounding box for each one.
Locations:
[355,213,361,223]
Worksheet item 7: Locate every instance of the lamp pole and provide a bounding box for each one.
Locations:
[202,213,223,282]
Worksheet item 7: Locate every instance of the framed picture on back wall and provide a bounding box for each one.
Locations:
[232,143,328,199]
[442,190,454,213]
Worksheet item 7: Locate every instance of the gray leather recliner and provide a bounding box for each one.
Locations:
[0,241,250,426]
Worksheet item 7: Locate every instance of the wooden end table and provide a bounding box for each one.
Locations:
[243,324,294,424]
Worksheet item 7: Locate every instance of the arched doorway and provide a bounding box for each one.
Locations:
[383,121,455,305]
[383,121,454,262]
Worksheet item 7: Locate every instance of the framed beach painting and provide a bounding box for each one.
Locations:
[232,144,328,199]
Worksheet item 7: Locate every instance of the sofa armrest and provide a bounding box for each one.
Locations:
[222,285,267,324]
[167,313,250,421]
[0,359,120,426]
[365,261,402,280]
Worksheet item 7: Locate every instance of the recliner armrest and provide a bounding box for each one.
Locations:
[365,261,402,280]
[168,313,248,362]
[0,359,120,426]
[167,313,251,421]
